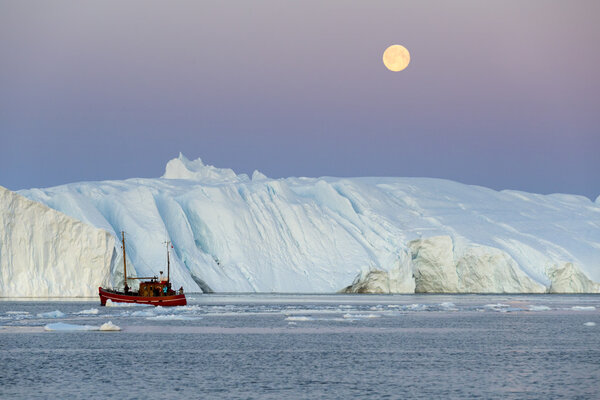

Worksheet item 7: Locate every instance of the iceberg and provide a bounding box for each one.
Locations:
[1,153,599,295]
[0,186,115,297]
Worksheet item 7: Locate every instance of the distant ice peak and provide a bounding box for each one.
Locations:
[252,170,268,181]
[162,153,246,183]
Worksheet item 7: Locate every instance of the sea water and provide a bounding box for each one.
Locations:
[0,294,598,399]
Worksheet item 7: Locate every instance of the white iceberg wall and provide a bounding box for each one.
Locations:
[455,243,545,293]
[0,186,114,297]
[7,155,600,295]
[343,235,547,294]
[172,180,376,292]
[547,263,600,293]
[409,236,460,293]
[341,254,415,294]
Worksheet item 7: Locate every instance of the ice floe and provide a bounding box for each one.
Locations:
[528,305,551,311]
[76,308,99,315]
[105,299,150,307]
[285,316,314,321]
[44,321,121,331]
[483,304,522,312]
[439,302,458,310]
[37,310,66,318]
[131,310,156,317]
[343,313,381,319]
[146,315,200,321]
[99,321,121,331]
[405,304,429,311]
[44,322,98,331]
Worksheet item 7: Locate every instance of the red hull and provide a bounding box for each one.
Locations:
[99,287,187,307]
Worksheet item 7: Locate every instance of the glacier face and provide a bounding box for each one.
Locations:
[4,153,600,295]
[0,186,115,297]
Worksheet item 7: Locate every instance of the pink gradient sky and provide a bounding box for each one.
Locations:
[1,1,599,198]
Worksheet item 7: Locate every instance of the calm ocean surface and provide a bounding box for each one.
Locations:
[1,294,598,399]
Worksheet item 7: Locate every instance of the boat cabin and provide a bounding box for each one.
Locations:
[139,280,177,297]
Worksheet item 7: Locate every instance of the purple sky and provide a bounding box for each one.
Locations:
[1,1,599,198]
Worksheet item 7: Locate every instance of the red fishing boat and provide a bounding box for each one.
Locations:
[99,232,186,306]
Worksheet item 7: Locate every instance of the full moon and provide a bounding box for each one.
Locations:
[383,45,410,72]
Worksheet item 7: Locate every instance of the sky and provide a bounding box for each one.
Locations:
[1,0,599,199]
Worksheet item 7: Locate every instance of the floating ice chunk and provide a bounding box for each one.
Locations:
[146,315,199,321]
[174,305,202,312]
[99,321,121,331]
[44,320,121,331]
[105,299,149,307]
[584,322,596,327]
[483,304,522,312]
[528,305,551,311]
[572,306,596,311]
[44,322,97,331]
[343,313,381,319]
[285,316,313,321]
[131,310,156,317]
[77,308,99,315]
[4,311,31,321]
[152,306,175,315]
[37,310,65,318]
[484,303,509,309]
[406,304,428,311]
[439,302,458,310]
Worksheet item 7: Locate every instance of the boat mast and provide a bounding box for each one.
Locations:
[166,240,171,283]
[122,231,127,289]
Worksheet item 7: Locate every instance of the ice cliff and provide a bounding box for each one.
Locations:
[0,186,115,297]
[2,153,600,296]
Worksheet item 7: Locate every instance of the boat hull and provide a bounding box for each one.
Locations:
[99,287,187,307]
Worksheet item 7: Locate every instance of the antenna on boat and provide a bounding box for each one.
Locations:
[122,231,128,289]
[164,240,171,283]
